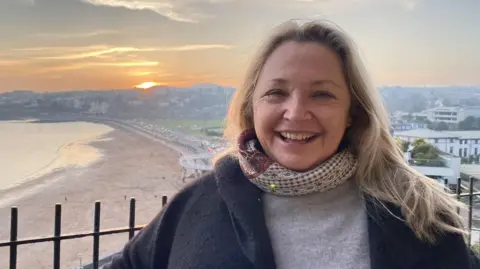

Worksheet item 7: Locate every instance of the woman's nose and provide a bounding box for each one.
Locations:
[283,97,312,121]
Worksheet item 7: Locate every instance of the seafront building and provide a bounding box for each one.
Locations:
[394,129,480,158]
[394,128,480,186]
[392,106,480,124]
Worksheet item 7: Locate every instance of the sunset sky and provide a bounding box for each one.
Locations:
[0,0,479,92]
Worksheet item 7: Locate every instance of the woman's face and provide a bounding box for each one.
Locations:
[252,41,351,171]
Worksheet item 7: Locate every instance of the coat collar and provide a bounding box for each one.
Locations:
[214,154,276,269]
[213,155,472,269]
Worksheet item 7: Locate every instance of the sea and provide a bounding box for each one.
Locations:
[0,120,113,191]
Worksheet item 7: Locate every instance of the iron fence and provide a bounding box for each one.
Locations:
[1,176,480,269]
[0,196,168,269]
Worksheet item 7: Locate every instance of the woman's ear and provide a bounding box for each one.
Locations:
[346,116,352,127]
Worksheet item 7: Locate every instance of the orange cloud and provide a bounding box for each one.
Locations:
[12,44,233,61]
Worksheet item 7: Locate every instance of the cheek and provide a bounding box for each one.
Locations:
[314,107,350,130]
[253,102,278,132]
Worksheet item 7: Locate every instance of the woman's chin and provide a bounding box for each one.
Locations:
[274,156,317,172]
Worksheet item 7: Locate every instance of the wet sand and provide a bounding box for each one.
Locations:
[0,128,185,269]
[0,121,114,192]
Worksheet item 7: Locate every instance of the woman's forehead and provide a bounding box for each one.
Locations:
[256,42,347,88]
[261,42,342,75]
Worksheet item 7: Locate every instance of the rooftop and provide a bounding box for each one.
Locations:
[411,166,455,177]
[394,128,459,139]
[461,164,480,179]
[445,131,480,140]
[425,106,459,111]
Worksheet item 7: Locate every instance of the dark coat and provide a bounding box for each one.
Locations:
[104,155,480,269]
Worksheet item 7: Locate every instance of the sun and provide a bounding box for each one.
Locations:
[135,81,159,89]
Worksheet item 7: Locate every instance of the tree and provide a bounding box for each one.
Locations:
[395,138,410,152]
[412,117,431,124]
[410,141,444,166]
[412,138,427,148]
[458,116,480,130]
[409,93,428,113]
[459,97,480,107]
[442,98,456,107]
[427,121,449,131]
[411,143,440,159]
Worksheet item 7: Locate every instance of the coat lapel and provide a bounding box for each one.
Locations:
[365,196,473,269]
[214,155,277,269]
[365,196,417,269]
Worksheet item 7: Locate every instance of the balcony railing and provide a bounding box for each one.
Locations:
[408,158,446,167]
[1,178,480,269]
[0,196,168,269]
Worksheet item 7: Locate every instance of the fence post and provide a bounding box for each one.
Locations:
[53,204,62,269]
[162,196,168,207]
[93,201,101,269]
[457,177,462,215]
[129,198,136,240]
[468,177,474,247]
[9,207,18,269]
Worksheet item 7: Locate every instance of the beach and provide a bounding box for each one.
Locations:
[0,122,185,269]
[0,121,114,193]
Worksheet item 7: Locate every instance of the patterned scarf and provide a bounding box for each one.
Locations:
[237,130,358,196]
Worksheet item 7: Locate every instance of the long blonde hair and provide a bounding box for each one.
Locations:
[215,20,466,243]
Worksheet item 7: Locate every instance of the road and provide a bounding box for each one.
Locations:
[91,117,216,171]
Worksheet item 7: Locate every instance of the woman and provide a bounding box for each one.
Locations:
[105,20,479,269]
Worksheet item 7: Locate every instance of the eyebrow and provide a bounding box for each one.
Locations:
[270,78,341,88]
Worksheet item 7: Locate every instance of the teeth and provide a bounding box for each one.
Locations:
[280,132,315,141]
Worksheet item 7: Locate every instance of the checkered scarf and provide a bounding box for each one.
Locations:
[237,130,358,196]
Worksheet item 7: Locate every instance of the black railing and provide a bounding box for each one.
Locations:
[408,158,446,167]
[1,177,480,269]
[0,195,168,269]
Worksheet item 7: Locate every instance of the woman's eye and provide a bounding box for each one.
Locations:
[265,89,285,96]
[312,91,334,99]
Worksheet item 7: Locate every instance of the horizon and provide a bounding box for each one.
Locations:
[3,83,480,95]
[1,0,479,92]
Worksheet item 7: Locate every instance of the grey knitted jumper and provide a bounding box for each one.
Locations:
[263,179,371,269]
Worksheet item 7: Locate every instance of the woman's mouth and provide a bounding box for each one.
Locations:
[277,132,319,143]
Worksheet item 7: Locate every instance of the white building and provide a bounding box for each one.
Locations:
[394,129,480,158]
[403,150,460,185]
[422,106,480,124]
[446,131,480,158]
[391,123,428,131]
[391,111,429,123]
[88,101,109,115]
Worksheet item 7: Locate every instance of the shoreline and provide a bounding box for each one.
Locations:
[0,120,114,193]
[0,132,112,208]
[0,116,198,208]
[0,122,186,269]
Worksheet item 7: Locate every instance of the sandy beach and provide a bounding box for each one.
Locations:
[0,126,185,269]
[0,121,115,192]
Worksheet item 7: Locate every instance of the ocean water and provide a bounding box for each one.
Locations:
[0,120,113,191]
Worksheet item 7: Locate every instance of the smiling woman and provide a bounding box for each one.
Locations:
[104,19,480,269]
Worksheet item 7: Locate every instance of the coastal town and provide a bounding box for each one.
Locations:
[2,84,480,183]
[2,84,480,268]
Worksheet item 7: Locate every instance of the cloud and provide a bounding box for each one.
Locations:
[157,44,233,51]
[13,44,233,60]
[403,0,417,10]
[293,0,419,11]
[128,71,175,76]
[32,30,120,39]
[14,0,35,5]
[0,60,24,66]
[34,61,160,73]
[129,71,154,76]
[80,0,231,23]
